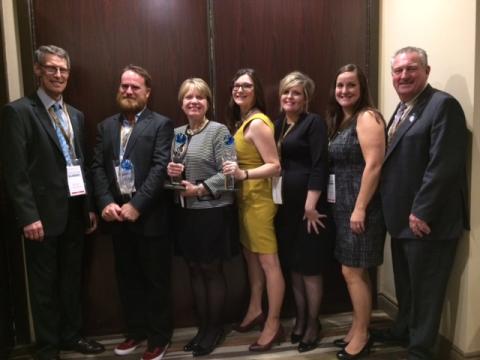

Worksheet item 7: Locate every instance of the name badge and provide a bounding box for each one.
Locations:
[327,174,335,203]
[67,165,86,197]
[272,176,283,205]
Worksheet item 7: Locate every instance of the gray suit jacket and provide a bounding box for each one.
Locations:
[380,85,469,240]
[1,93,92,235]
[91,108,173,237]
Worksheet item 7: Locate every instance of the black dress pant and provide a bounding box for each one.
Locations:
[24,199,85,360]
[112,225,173,348]
[391,237,458,360]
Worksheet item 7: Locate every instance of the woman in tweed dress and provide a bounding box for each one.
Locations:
[167,78,237,357]
[327,64,386,359]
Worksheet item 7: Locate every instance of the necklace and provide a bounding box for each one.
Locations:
[186,118,209,136]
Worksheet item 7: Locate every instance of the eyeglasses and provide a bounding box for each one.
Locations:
[232,83,254,91]
[41,64,70,76]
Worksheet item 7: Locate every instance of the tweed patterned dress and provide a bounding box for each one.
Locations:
[328,118,385,268]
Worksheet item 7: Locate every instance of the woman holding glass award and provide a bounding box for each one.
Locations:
[223,68,284,352]
[166,78,237,357]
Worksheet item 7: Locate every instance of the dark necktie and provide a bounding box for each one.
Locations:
[387,102,407,144]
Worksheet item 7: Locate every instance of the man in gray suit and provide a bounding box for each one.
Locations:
[1,45,104,360]
[376,46,469,360]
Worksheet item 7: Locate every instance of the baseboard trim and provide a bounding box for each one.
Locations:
[377,293,398,320]
[376,293,480,360]
[437,336,480,360]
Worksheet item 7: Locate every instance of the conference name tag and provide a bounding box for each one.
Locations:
[272,176,283,204]
[66,165,86,197]
[327,174,335,203]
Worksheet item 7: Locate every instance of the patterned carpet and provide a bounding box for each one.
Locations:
[9,310,407,359]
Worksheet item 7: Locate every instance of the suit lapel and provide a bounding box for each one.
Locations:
[31,94,63,153]
[123,108,151,159]
[111,115,122,160]
[385,85,435,159]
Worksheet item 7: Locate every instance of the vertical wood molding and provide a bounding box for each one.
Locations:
[16,0,34,95]
[367,0,380,105]
[207,0,217,118]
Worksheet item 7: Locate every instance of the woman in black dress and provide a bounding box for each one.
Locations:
[327,64,386,359]
[274,71,331,353]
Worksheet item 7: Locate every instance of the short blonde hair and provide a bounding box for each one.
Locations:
[278,71,315,112]
[178,78,212,110]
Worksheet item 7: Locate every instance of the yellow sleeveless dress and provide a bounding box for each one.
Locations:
[234,113,278,254]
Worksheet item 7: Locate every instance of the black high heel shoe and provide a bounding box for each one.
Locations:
[290,332,303,344]
[297,319,322,353]
[183,338,200,352]
[298,337,319,353]
[192,329,225,357]
[333,338,349,348]
[336,336,373,359]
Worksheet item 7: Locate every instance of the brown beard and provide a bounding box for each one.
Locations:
[116,92,146,114]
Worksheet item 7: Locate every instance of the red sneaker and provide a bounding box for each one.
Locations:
[141,343,169,360]
[114,338,143,355]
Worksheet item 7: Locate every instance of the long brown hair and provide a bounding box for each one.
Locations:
[226,68,266,133]
[326,64,374,138]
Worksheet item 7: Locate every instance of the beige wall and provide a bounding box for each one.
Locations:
[378,0,480,356]
[1,0,23,100]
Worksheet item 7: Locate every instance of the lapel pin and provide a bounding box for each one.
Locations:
[409,114,416,122]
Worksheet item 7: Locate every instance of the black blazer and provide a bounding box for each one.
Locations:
[1,93,93,236]
[92,108,174,237]
[380,85,469,240]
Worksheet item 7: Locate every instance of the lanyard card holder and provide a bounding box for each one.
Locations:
[67,158,86,197]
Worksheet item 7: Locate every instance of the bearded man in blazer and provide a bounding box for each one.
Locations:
[91,65,174,360]
[377,46,469,360]
[1,45,104,360]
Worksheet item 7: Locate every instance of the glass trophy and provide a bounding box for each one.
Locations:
[170,133,188,185]
[222,135,236,190]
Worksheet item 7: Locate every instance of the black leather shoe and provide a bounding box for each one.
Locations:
[62,338,105,354]
[333,338,349,348]
[192,329,224,357]
[290,332,303,344]
[298,338,318,353]
[184,338,200,352]
[370,328,408,346]
[336,337,372,359]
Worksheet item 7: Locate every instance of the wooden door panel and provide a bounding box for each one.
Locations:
[212,0,376,121]
[30,0,210,335]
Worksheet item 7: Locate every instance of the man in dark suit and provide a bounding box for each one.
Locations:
[92,65,174,360]
[378,46,469,360]
[1,45,104,360]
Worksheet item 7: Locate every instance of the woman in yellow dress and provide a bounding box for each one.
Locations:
[223,68,285,351]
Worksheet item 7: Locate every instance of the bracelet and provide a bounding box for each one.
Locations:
[244,170,249,180]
